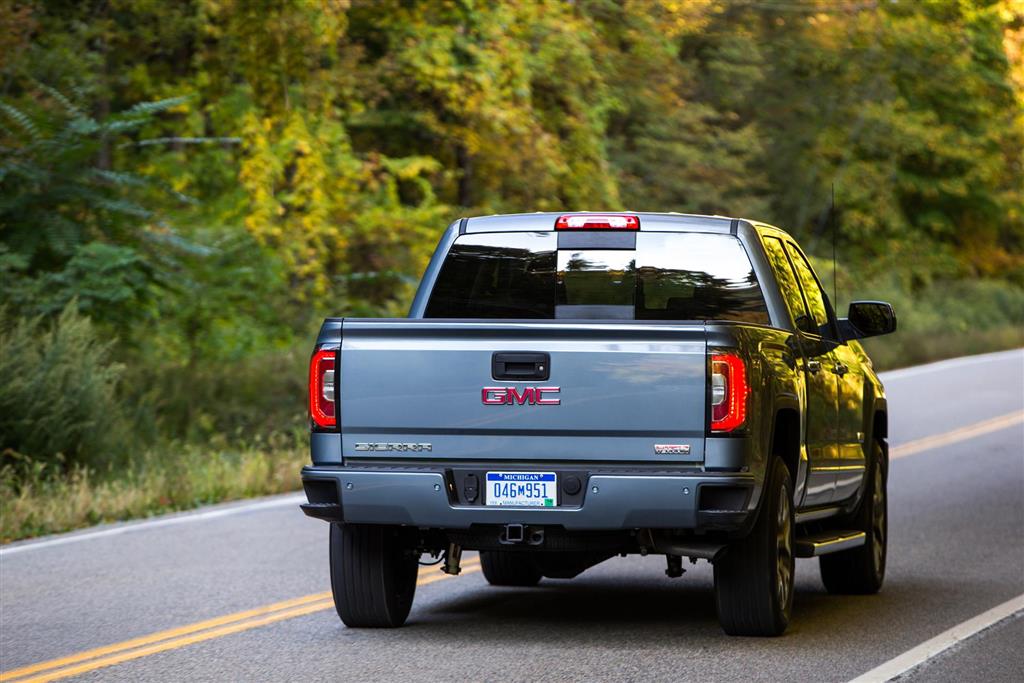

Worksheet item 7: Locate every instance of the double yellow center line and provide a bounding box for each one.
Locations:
[0,558,481,683]
[889,410,1023,459]
[3,410,1022,682]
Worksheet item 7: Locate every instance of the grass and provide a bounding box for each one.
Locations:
[0,437,305,544]
[849,276,1024,370]
[864,327,1024,371]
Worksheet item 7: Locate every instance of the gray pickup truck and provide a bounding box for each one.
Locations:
[301,212,896,636]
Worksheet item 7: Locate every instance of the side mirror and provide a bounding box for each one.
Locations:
[840,301,897,340]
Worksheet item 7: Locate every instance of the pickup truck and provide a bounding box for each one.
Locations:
[300,212,897,636]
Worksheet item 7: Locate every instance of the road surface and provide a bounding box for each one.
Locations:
[2,349,1022,682]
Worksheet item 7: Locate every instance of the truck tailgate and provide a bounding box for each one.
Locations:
[339,320,707,463]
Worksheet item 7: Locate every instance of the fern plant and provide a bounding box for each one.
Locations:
[1,91,184,257]
[0,87,215,324]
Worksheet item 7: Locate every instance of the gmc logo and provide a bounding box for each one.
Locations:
[482,386,561,405]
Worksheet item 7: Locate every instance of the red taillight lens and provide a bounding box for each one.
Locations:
[309,348,336,429]
[710,353,748,433]
[555,214,640,230]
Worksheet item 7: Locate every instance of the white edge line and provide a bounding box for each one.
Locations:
[848,593,1024,682]
[879,348,1023,382]
[0,493,305,557]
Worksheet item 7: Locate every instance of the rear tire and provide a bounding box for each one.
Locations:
[480,551,542,586]
[714,458,795,636]
[329,523,420,627]
[820,439,887,594]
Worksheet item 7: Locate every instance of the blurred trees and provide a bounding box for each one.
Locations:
[1,0,1022,467]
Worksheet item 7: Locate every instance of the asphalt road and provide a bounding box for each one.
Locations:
[2,349,1022,682]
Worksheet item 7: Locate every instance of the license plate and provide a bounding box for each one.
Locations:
[485,472,557,507]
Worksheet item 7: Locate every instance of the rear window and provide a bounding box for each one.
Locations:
[424,232,769,324]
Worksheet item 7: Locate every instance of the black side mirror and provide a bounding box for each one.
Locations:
[839,301,897,340]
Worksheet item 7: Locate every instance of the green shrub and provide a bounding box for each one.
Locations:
[852,277,1024,370]
[0,243,151,329]
[0,305,130,471]
[122,345,308,443]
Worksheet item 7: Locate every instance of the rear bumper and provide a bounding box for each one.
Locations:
[300,465,759,532]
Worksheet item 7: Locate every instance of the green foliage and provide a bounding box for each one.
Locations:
[237,109,448,306]
[346,0,620,211]
[130,345,308,443]
[0,0,1022,534]
[857,276,1024,370]
[732,0,1024,279]
[0,84,226,345]
[814,252,1024,370]
[0,90,191,272]
[1,243,150,328]
[601,1,771,218]
[0,305,129,471]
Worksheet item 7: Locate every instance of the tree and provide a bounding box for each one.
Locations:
[0,89,199,325]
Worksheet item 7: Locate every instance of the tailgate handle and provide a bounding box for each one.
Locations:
[492,352,550,381]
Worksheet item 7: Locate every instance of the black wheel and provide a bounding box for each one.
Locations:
[329,523,420,627]
[820,439,887,594]
[714,458,794,637]
[480,550,542,586]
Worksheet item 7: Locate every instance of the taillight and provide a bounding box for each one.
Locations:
[710,353,748,433]
[555,214,640,230]
[309,347,336,429]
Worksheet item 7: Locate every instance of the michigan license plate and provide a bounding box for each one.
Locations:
[485,472,557,507]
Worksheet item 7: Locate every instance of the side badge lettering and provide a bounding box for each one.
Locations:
[354,443,432,452]
[654,444,691,455]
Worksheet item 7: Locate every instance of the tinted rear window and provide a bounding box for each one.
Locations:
[424,232,769,324]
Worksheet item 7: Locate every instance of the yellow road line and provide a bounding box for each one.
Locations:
[4,409,1019,679]
[12,600,337,683]
[12,410,1020,681]
[890,410,1024,459]
[0,592,332,682]
[1,559,480,683]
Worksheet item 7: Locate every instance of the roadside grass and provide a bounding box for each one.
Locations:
[0,437,304,544]
[863,327,1024,370]
[852,276,1024,370]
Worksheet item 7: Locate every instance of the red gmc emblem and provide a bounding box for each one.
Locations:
[481,386,561,405]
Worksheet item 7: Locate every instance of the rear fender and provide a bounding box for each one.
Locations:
[704,324,803,518]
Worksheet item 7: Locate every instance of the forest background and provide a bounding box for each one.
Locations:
[2,0,1022,540]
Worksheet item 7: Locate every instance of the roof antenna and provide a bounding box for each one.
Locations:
[831,183,838,312]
